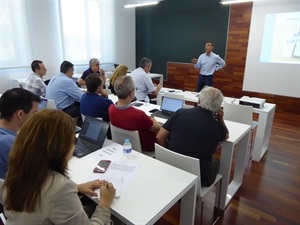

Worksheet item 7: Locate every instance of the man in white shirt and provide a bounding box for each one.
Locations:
[24,60,47,96]
[129,57,162,101]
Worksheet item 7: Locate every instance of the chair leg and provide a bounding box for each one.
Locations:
[212,179,222,225]
[200,198,204,225]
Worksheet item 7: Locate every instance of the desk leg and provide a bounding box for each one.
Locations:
[233,131,250,184]
[217,142,234,210]
[159,76,163,85]
[157,93,163,106]
[216,131,250,210]
[252,106,275,162]
[180,181,197,225]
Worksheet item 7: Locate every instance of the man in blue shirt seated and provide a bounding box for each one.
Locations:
[80,73,113,139]
[0,88,40,179]
[80,73,113,122]
[46,61,83,118]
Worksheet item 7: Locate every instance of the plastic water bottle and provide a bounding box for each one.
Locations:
[123,139,132,159]
[145,95,150,106]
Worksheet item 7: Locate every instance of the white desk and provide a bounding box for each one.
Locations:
[130,101,251,210]
[158,89,276,162]
[218,120,251,210]
[149,73,163,85]
[222,97,276,162]
[68,140,198,225]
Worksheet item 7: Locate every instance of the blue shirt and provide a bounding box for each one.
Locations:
[80,92,113,122]
[194,52,226,76]
[0,127,17,179]
[46,73,83,110]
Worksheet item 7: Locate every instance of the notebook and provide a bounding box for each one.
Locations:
[151,96,184,119]
[73,117,109,158]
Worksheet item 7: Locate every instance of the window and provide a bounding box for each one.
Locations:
[59,0,115,64]
[0,1,32,68]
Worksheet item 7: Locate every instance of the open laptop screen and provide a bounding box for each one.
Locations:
[161,96,184,113]
[79,117,109,145]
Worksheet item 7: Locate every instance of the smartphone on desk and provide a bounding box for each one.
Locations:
[93,160,111,173]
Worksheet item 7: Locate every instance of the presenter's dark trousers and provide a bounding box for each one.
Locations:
[196,74,214,92]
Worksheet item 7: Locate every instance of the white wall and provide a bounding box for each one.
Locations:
[0,1,135,94]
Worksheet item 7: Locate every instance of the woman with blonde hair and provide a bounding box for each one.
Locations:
[0,109,115,224]
[109,64,128,94]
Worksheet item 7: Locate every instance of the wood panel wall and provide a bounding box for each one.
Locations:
[164,3,300,116]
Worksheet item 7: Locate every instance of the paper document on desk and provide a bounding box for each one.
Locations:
[92,175,123,199]
[90,161,141,199]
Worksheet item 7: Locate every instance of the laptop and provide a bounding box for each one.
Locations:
[151,96,184,119]
[73,116,109,158]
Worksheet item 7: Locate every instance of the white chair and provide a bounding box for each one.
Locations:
[155,143,222,224]
[0,213,6,225]
[81,114,103,122]
[10,79,22,88]
[81,114,86,122]
[157,92,185,106]
[110,124,155,158]
[45,99,57,110]
[223,102,258,160]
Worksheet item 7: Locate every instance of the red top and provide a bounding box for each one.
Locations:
[109,105,157,151]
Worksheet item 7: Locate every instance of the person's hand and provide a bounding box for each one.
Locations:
[100,68,106,76]
[214,108,224,121]
[99,182,116,209]
[157,83,163,89]
[101,89,108,97]
[77,180,107,197]
[191,58,198,64]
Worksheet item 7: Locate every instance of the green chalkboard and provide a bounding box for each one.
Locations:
[135,0,230,78]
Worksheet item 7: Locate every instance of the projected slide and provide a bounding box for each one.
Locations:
[261,12,300,64]
[244,1,300,98]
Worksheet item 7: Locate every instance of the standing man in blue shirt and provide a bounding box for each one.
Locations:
[46,61,83,118]
[0,88,40,179]
[191,41,226,92]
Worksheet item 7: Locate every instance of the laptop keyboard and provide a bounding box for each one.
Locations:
[152,111,172,119]
[75,139,98,156]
